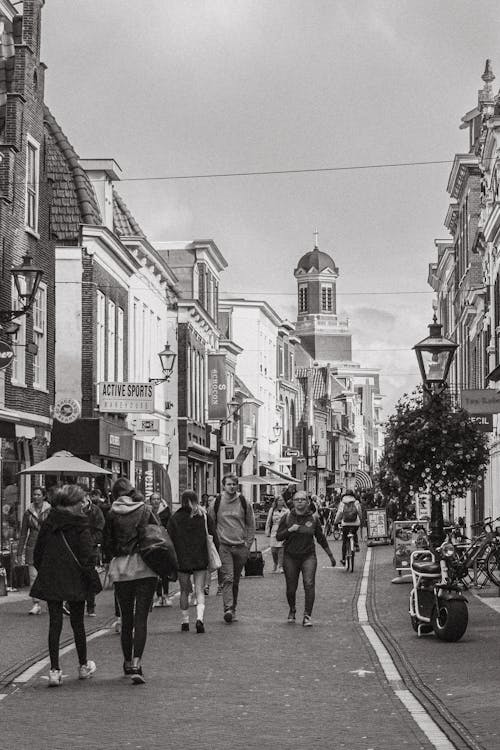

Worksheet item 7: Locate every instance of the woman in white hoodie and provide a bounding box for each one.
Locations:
[265,496,288,573]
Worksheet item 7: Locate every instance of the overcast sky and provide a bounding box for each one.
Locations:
[41,1,500,413]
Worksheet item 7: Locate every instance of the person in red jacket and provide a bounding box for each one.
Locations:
[276,491,336,627]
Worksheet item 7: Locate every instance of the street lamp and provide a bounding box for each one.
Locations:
[413,315,458,396]
[149,343,177,384]
[414,315,458,548]
[312,440,320,495]
[269,421,282,443]
[0,255,44,328]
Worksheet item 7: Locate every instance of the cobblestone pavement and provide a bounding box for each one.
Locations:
[1,537,498,750]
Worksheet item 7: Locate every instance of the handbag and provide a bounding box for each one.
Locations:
[138,522,178,581]
[108,552,155,582]
[60,531,103,595]
[204,512,221,573]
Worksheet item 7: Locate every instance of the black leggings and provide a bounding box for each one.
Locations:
[47,600,87,670]
[114,578,157,661]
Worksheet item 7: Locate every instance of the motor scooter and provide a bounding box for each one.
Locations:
[408,541,468,642]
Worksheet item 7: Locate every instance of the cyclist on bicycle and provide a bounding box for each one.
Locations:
[334,492,362,565]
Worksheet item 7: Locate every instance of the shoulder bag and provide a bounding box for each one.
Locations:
[60,530,103,595]
[138,516,178,582]
[203,512,221,572]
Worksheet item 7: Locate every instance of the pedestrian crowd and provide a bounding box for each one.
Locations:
[25,474,365,688]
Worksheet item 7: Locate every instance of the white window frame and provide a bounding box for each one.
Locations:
[117,307,124,382]
[32,283,47,390]
[107,300,116,382]
[96,290,106,384]
[321,284,333,312]
[25,135,40,235]
[10,278,26,387]
[298,284,308,313]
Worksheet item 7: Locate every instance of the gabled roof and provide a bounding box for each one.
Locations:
[113,188,146,238]
[44,105,102,240]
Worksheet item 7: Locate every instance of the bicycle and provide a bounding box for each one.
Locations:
[323,509,341,540]
[345,530,355,572]
[444,517,500,588]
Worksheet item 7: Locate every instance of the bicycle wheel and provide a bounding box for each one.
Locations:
[485,546,500,587]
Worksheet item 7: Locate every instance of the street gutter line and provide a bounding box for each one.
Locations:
[358,548,457,750]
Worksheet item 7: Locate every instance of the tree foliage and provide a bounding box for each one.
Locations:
[378,387,490,501]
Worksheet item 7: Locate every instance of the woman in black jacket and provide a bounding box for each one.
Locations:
[167,490,218,633]
[103,478,158,684]
[31,484,98,687]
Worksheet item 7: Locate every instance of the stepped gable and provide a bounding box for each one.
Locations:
[295,245,337,274]
[113,188,146,238]
[44,105,101,241]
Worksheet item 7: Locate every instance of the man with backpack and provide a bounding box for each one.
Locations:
[334,492,362,565]
[208,474,255,623]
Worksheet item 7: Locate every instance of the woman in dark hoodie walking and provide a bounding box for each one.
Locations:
[30,484,98,687]
[104,478,158,684]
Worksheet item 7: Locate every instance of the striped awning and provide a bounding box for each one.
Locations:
[355,469,373,490]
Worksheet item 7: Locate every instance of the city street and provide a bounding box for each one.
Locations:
[2,537,500,750]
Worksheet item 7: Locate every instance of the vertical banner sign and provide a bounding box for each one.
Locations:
[207,354,227,420]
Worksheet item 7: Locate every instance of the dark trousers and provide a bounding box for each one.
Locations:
[219,543,249,612]
[114,578,156,661]
[282,552,317,616]
[47,600,87,670]
[341,526,359,560]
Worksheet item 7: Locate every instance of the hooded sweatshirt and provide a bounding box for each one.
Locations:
[103,495,155,559]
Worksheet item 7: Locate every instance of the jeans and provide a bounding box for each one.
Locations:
[114,577,157,661]
[271,546,284,569]
[219,543,249,612]
[341,527,359,561]
[282,552,317,617]
[47,600,87,670]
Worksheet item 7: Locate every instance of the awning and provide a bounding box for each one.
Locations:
[238,475,289,486]
[260,463,298,483]
[355,469,373,490]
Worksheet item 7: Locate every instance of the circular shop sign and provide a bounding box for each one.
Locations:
[0,340,14,371]
[53,398,81,424]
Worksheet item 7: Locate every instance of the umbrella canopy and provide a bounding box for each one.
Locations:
[238,474,298,486]
[19,451,111,476]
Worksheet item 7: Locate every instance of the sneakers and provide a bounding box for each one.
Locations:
[302,615,313,627]
[48,669,62,687]
[203,586,210,596]
[29,602,41,615]
[78,660,97,680]
[87,609,96,617]
[181,622,190,632]
[287,609,296,623]
[123,661,134,676]
[223,608,233,623]
[130,666,145,685]
[196,619,205,633]
[113,619,121,634]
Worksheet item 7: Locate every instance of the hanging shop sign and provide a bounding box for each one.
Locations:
[0,340,14,371]
[53,398,81,424]
[207,354,227,420]
[461,389,500,414]
[133,418,160,436]
[98,382,154,413]
[469,414,494,433]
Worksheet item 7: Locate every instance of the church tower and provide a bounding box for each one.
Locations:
[294,234,352,364]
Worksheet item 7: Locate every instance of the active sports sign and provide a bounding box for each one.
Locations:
[98,382,154,413]
[0,340,14,371]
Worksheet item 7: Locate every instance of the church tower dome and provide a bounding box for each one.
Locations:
[294,233,352,365]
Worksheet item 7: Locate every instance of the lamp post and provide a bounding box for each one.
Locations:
[0,255,44,329]
[312,440,320,495]
[149,342,177,385]
[413,315,458,548]
[269,421,282,444]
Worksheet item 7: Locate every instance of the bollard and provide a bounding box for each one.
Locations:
[0,566,8,597]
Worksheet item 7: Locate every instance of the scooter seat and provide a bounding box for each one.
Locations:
[412,561,441,575]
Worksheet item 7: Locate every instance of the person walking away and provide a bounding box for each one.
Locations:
[276,491,336,626]
[334,492,362,565]
[202,495,216,594]
[30,485,98,687]
[208,474,255,623]
[104,478,158,684]
[265,496,288,573]
[17,486,51,615]
[84,490,105,616]
[167,490,218,633]
[149,492,173,607]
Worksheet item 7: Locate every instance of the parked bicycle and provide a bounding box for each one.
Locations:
[443,517,500,588]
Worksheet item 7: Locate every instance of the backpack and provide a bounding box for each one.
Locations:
[342,500,359,524]
[214,494,248,519]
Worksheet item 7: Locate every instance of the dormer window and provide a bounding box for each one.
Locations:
[321,284,333,312]
[298,284,308,313]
